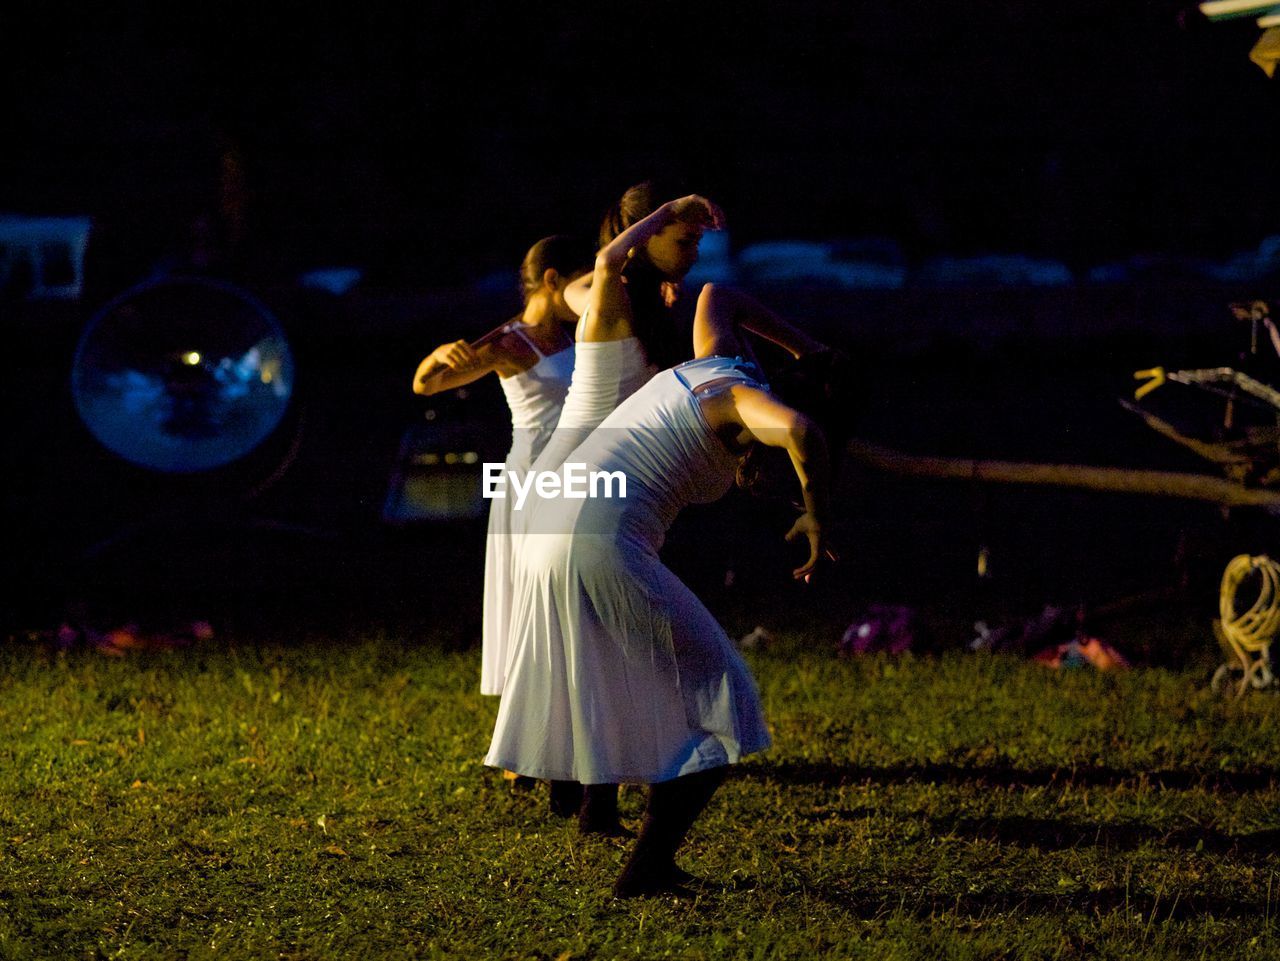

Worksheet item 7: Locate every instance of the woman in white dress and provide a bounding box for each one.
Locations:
[511,190,727,832]
[523,186,723,488]
[490,246,845,896]
[412,235,593,700]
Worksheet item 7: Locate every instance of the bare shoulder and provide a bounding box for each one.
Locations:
[728,383,808,437]
[490,329,539,377]
[698,381,768,431]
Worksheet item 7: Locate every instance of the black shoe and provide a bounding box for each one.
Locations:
[580,817,636,839]
[612,870,694,899]
[549,780,584,818]
[665,864,728,893]
[666,864,697,886]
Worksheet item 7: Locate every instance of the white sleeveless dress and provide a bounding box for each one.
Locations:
[480,332,574,695]
[499,324,656,686]
[486,356,773,784]
[523,329,656,488]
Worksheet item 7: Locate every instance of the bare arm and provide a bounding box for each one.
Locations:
[585,195,724,343]
[694,283,825,360]
[722,385,834,580]
[412,341,503,395]
[597,195,723,271]
[412,317,531,395]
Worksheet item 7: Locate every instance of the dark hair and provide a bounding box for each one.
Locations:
[598,180,690,370]
[599,181,657,248]
[736,350,858,498]
[519,234,594,304]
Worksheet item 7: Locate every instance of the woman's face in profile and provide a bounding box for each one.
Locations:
[645,223,704,280]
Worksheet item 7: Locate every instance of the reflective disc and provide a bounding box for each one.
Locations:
[72,278,295,473]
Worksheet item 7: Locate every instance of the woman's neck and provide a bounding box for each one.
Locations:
[523,308,558,334]
[515,301,574,356]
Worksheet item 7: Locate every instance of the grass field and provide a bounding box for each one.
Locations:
[1,635,1278,960]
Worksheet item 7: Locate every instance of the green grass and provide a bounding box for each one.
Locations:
[1,636,1277,960]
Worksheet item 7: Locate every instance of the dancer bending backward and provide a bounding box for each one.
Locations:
[489,276,845,897]
[509,194,724,832]
[412,235,593,697]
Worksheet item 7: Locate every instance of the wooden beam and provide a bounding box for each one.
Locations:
[845,439,1280,509]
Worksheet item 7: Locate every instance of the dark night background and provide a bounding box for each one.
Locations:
[4,1,1278,285]
[2,2,1277,648]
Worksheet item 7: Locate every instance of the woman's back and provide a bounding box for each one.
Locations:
[520,357,762,553]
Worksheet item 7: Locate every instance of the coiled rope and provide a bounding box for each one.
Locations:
[1212,554,1280,696]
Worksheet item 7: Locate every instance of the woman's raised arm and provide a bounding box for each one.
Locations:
[584,195,724,343]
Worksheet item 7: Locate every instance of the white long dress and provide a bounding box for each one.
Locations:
[522,333,656,488]
[505,328,657,593]
[491,322,655,694]
[486,356,773,785]
[480,333,574,696]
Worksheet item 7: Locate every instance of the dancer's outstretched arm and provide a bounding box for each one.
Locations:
[694,283,825,361]
[584,195,724,343]
[707,384,834,580]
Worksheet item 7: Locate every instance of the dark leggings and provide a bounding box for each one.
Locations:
[549,780,625,835]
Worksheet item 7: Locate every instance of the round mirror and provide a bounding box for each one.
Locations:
[72,278,295,473]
